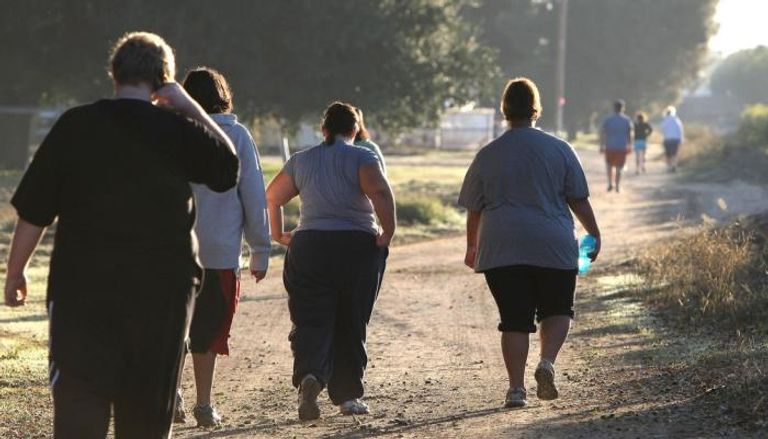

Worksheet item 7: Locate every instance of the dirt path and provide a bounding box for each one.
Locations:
[173,143,768,438]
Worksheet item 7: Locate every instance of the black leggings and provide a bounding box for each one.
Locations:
[283,230,388,405]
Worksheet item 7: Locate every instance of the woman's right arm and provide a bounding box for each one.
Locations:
[464,210,481,269]
[567,197,601,261]
[265,170,298,246]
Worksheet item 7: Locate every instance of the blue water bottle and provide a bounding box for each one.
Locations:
[578,235,597,275]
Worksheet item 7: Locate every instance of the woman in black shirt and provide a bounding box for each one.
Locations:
[633,112,653,174]
[4,32,238,438]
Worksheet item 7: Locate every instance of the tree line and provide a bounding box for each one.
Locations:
[1,0,717,167]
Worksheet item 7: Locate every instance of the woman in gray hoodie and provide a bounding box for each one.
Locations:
[176,67,271,427]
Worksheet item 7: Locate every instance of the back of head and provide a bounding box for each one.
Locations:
[665,106,676,117]
[182,67,233,114]
[322,102,359,145]
[501,77,541,124]
[636,112,646,122]
[109,31,175,91]
[613,100,625,113]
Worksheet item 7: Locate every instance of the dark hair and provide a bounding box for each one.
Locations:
[636,112,646,122]
[182,67,233,114]
[613,99,625,113]
[322,101,359,145]
[109,31,175,91]
[354,107,371,142]
[501,77,541,122]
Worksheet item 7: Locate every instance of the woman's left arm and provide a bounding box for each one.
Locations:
[4,218,45,306]
[359,164,396,247]
[567,197,601,261]
[265,170,298,246]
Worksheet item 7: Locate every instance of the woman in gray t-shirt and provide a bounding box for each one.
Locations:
[266,102,395,421]
[458,78,601,408]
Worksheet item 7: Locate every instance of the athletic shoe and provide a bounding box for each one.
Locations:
[504,387,527,408]
[298,374,322,421]
[339,398,370,415]
[193,404,222,428]
[607,185,613,192]
[173,390,186,424]
[534,360,559,400]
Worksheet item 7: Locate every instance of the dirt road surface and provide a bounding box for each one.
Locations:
[173,144,767,438]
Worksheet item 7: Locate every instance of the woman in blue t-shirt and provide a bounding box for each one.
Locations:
[266,102,395,421]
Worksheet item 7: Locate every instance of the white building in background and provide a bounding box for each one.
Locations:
[436,107,495,150]
[396,107,497,150]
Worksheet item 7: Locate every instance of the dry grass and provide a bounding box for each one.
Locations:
[638,217,768,328]
[635,215,768,430]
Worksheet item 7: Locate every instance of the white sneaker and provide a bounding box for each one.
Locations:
[534,359,559,400]
[297,374,322,421]
[339,398,370,415]
[504,387,527,408]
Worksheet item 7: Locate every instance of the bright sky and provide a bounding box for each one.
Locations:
[709,0,768,54]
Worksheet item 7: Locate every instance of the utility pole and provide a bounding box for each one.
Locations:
[554,0,568,136]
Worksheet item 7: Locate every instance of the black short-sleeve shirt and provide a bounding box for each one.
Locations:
[12,98,238,305]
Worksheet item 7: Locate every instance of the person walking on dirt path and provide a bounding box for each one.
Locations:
[171,67,271,428]
[633,112,653,174]
[459,77,601,408]
[3,32,238,438]
[354,107,387,174]
[660,106,684,172]
[266,102,395,421]
[600,100,633,192]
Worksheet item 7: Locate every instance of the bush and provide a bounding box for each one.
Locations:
[637,216,768,329]
[396,196,461,226]
[735,104,768,147]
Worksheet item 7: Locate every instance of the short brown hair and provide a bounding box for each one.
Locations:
[109,32,175,90]
[182,67,233,114]
[322,102,359,145]
[501,77,542,122]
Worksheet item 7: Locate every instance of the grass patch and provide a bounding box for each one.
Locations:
[637,216,768,330]
[634,214,768,430]
[0,262,52,438]
[679,120,768,185]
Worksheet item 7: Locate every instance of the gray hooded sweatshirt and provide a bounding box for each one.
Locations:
[192,113,270,271]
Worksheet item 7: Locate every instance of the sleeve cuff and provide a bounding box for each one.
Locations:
[249,250,270,272]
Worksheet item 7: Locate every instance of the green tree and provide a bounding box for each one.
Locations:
[466,0,717,134]
[710,46,768,105]
[0,1,497,151]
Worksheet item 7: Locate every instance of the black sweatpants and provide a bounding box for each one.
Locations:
[283,230,388,405]
[49,265,197,439]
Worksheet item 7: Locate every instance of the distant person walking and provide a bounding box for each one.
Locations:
[660,106,684,172]
[633,112,653,174]
[3,32,238,438]
[266,102,395,421]
[459,77,601,408]
[354,107,387,174]
[174,67,271,427]
[600,100,633,192]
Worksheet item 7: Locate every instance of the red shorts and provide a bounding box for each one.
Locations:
[189,269,241,355]
[605,150,629,167]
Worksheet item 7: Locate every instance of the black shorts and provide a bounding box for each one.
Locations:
[483,265,577,333]
[663,139,681,158]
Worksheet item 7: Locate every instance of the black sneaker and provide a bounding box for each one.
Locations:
[193,404,222,428]
[298,374,322,421]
